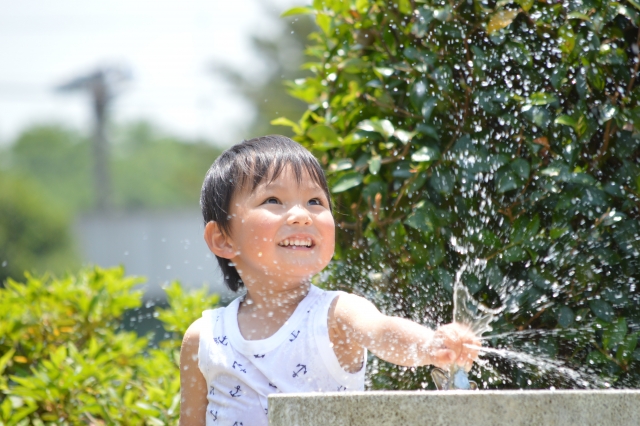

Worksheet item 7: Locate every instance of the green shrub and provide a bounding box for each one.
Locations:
[279,0,640,389]
[0,267,219,425]
[155,282,221,352]
[0,172,78,284]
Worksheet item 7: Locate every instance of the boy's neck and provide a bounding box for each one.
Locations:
[235,281,311,341]
[241,281,311,313]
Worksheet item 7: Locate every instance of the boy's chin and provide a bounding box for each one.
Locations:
[278,268,322,280]
[270,263,327,280]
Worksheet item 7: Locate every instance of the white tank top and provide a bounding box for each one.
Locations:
[198,285,366,426]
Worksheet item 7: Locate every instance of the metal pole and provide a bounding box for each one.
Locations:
[55,65,129,212]
[91,73,111,211]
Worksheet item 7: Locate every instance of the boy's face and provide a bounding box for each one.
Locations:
[225,166,335,287]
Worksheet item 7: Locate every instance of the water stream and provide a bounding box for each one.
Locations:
[447,263,611,390]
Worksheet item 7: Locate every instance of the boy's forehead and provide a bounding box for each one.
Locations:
[261,168,322,191]
[237,166,323,197]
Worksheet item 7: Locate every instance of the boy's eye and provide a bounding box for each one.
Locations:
[264,197,280,205]
[308,198,322,206]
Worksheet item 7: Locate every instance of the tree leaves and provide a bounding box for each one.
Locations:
[308,124,341,150]
[603,318,628,350]
[515,0,534,12]
[511,159,530,180]
[529,92,558,106]
[557,306,575,328]
[281,6,314,17]
[412,7,435,38]
[404,204,436,236]
[487,9,520,34]
[316,13,332,36]
[411,146,440,162]
[357,119,395,139]
[590,299,615,322]
[387,220,407,253]
[286,0,640,390]
[555,115,577,127]
[496,170,519,193]
[331,172,363,193]
[430,167,455,195]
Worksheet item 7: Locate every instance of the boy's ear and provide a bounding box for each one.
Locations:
[204,221,235,259]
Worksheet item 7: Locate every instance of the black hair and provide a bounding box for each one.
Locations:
[200,135,332,292]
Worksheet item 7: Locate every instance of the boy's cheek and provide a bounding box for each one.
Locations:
[320,214,336,235]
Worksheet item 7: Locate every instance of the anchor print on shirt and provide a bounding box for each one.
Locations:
[292,364,307,378]
[264,408,268,415]
[253,354,265,359]
[289,330,300,342]
[209,386,215,396]
[209,409,217,421]
[232,361,247,373]
[233,422,243,426]
[214,336,228,346]
[229,385,242,397]
[268,382,278,389]
[337,385,347,391]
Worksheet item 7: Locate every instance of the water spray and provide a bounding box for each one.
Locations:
[431,267,501,390]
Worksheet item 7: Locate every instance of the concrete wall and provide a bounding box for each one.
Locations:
[269,390,640,426]
[75,210,235,301]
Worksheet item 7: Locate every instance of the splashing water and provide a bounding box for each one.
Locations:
[432,264,502,390]
[453,264,503,336]
[433,262,611,390]
[475,345,608,389]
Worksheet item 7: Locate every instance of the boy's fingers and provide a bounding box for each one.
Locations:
[433,323,482,369]
[446,350,456,363]
[432,349,456,367]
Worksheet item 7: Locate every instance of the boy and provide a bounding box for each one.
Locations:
[180,135,479,425]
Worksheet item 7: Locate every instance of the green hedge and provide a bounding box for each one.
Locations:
[0,172,77,284]
[0,267,218,425]
[278,0,640,389]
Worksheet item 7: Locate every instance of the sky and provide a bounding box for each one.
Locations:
[0,0,300,147]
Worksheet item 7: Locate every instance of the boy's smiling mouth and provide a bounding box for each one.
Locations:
[278,237,314,248]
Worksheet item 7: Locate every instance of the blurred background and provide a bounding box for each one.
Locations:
[0,0,314,302]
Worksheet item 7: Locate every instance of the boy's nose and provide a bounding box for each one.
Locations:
[287,205,312,225]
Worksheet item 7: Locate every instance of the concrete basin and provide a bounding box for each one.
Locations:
[269,390,640,426]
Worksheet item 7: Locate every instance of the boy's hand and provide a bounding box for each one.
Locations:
[330,293,481,370]
[429,323,480,371]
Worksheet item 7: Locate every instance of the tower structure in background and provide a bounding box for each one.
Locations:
[56,66,131,211]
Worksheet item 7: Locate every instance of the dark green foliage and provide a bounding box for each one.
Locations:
[281,0,640,389]
[110,122,224,209]
[8,125,93,210]
[0,267,218,425]
[0,172,77,284]
[3,122,224,212]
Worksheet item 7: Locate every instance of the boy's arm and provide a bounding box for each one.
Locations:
[330,293,479,370]
[179,319,208,426]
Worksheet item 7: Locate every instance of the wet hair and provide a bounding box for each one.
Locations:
[200,135,332,292]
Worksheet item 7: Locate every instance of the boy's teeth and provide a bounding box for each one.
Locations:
[279,238,311,247]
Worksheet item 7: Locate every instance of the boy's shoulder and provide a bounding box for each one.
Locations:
[329,292,383,328]
[331,291,371,308]
[183,317,204,342]
[183,307,225,341]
